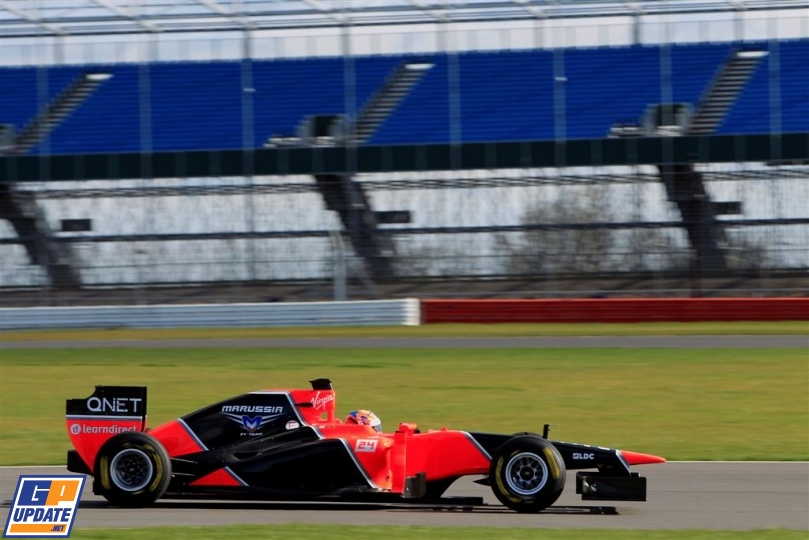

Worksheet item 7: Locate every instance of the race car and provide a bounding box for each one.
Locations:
[65,379,665,513]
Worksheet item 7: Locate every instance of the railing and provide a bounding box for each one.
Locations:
[1,297,806,331]
[0,299,421,330]
[421,298,809,323]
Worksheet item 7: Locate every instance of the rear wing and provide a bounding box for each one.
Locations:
[66,385,147,420]
[66,386,147,473]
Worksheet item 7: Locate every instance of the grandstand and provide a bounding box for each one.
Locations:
[2,41,809,152]
[0,0,807,304]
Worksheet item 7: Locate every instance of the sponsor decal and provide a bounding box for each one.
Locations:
[285,420,300,430]
[3,475,85,538]
[221,405,284,414]
[573,453,595,460]
[354,439,378,453]
[86,397,142,415]
[68,424,136,436]
[311,392,334,411]
[558,441,612,451]
[221,412,283,436]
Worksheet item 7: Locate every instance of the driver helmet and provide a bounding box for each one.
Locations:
[346,410,382,432]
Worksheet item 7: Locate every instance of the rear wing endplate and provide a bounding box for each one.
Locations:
[66,385,147,423]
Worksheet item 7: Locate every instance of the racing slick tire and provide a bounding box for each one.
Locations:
[488,435,566,513]
[93,431,172,508]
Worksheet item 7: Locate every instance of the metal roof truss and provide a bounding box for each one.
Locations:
[0,0,805,38]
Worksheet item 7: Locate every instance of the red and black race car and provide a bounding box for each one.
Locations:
[66,379,665,513]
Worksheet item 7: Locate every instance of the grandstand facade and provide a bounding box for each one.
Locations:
[1,1,807,304]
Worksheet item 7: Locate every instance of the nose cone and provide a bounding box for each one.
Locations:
[621,450,667,465]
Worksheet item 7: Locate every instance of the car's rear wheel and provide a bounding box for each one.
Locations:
[489,435,566,513]
[93,431,171,508]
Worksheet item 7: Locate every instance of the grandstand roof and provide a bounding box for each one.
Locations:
[0,0,805,38]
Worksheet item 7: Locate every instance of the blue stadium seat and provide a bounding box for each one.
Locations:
[0,39,806,155]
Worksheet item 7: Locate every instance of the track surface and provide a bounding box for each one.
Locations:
[1,335,806,348]
[1,463,807,530]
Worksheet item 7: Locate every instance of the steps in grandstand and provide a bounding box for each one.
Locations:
[348,61,433,144]
[314,173,395,280]
[295,61,432,281]
[607,49,767,272]
[657,164,729,271]
[0,184,80,287]
[0,71,109,287]
[688,49,767,135]
[657,49,766,270]
[7,72,112,155]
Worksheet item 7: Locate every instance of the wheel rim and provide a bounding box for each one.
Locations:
[110,448,153,492]
[504,452,548,496]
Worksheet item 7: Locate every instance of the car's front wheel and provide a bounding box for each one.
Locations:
[488,435,566,513]
[93,431,171,508]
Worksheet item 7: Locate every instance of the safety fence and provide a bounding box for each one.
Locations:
[421,298,809,324]
[0,299,420,331]
[0,297,806,331]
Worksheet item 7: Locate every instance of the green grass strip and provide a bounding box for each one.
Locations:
[67,525,807,540]
[1,321,807,341]
[1,347,806,464]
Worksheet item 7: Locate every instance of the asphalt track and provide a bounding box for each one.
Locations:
[1,463,807,530]
[1,335,807,348]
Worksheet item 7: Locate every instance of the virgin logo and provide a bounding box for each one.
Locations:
[311,392,334,410]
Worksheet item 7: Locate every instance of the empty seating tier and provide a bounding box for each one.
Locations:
[1,39,806,155]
